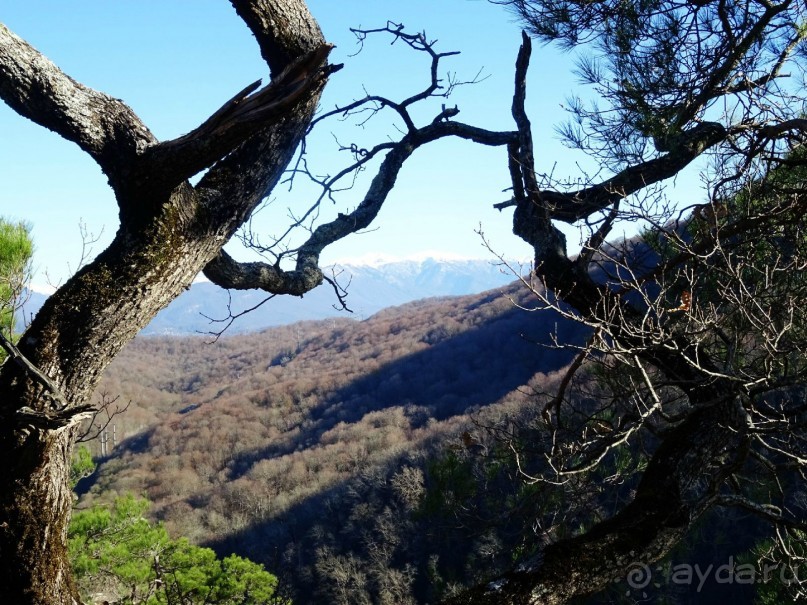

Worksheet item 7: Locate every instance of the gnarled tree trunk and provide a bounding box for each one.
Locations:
[0,2,333,602]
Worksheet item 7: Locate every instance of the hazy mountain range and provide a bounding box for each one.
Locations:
[20,257,527,335]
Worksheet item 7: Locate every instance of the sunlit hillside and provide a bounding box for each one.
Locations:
[77,280,587,602]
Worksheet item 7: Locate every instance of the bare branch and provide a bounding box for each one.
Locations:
[77,392,131,443]
[539,122,727,223]
[206,108,514,296]
[718,494,807,530]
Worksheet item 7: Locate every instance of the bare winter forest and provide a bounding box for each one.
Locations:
[79,282,589,602]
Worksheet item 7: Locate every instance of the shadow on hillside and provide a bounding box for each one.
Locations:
[226,302,589,480]
[204,470,762,605]
[204,464,375,597]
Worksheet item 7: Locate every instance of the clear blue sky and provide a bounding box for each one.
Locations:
[0,1,702,290]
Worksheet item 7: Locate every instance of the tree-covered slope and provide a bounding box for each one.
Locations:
[77,280,587,602]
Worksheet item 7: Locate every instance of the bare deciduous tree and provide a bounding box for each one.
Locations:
[444,1,807,602]
[283,2,807,603]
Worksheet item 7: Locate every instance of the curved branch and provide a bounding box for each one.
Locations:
[311,92,417,133]
[217,21,513,296]
[0,22,155,173]
[193,0,329,236]
[718,494,807,531]
[446,404,749,605]
[204,119,515,293]
[204,248,322,295]
[230,0,325,74]
[16,404,96,431]
[540,121,727,223]
[760,117,807,139]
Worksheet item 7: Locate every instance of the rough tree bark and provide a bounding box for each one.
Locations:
[0,2,335,602]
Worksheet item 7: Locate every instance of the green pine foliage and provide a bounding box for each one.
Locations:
[0,218,33,357]
[750,531,807,605]
[68,495,284,605]
[70,445,97,488]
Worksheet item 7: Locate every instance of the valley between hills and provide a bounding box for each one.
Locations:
[76,279,590,603]
[69,254,766,605]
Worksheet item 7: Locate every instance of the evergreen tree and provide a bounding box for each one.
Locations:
[0,218,32,358]
[69,495,283,605]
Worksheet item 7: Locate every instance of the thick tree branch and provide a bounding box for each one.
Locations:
[207,22,515,301]
[510,32,569,266]
[718,494,807,531]
[760,117,807,139]
[512,32,539,197]
[229,0,325,74]
[193,2,329,240]
[15,404,96,432]
[0,22,155,174]
[539,121,727,223]
[446,404,749,604]
[0,4,334,603]
[204,248,323,295]
[445,30,763,604]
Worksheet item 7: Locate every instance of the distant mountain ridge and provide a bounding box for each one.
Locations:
[146,257,523,335]
[20,257,525,335]
[14,289,47,332]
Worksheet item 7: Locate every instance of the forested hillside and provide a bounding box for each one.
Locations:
[76,272,772,605]
[77,281,587,602]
